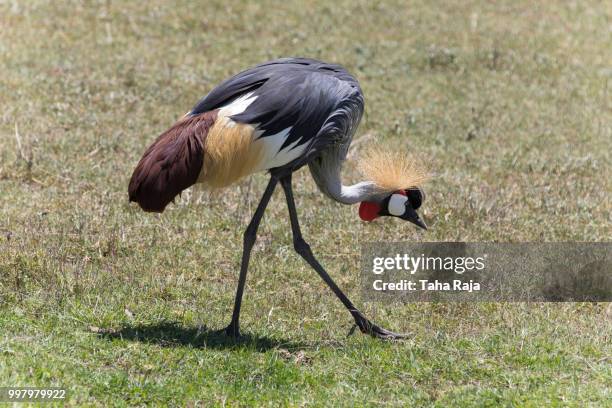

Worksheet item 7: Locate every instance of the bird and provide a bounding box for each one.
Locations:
[128,57,428,340]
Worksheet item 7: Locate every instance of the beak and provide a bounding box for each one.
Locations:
[401,206,428,230]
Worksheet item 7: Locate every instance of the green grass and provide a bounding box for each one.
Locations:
[1,0,611,406]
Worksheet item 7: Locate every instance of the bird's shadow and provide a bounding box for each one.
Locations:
[95,321,307,352]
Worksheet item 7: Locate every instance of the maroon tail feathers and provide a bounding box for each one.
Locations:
[128,110,218,212]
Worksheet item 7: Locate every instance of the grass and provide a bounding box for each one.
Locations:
[1,0,611,406]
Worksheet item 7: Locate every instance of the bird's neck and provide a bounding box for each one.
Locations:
[333,181,382,204]
[308,149,385,204]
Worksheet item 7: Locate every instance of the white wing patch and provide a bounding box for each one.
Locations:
[217,92,308,171]
[218,92,258,119]
[253,128,309,170]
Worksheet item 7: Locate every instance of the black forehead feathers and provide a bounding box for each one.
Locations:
[406,188,424,209]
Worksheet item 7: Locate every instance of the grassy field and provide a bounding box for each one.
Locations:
[1,0,611,406]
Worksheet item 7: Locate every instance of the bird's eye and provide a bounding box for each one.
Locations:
[406,188,424,209]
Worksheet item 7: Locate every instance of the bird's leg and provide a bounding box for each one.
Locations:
[279,175,406,340]
[223,176,278,337]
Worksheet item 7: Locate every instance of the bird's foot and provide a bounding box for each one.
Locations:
[350,310,408,340]
[217,322,241,338]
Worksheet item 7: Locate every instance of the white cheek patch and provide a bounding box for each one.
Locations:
[388,194,408,216]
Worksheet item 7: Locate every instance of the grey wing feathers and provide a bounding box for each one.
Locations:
[190,57,364,169]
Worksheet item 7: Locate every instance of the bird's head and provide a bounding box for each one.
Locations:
[358,188,427,229]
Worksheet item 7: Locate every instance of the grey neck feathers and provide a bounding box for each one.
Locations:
[333,180,382,204]
[308,147,385,205]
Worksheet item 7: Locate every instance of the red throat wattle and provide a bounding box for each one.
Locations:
[359,201,381,222]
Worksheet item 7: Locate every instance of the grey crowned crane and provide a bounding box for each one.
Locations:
[128,57,428,340]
